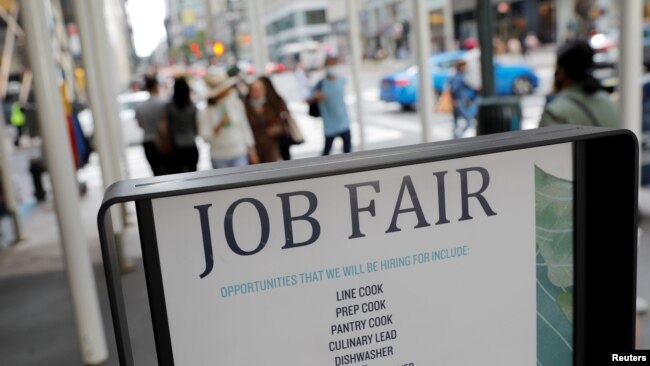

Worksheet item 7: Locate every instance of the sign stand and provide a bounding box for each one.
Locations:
[98,126,638,365]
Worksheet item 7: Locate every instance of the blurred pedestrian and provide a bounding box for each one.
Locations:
[10,101,25,146]
[258,75,298,160]
[449,59,479,139]
[539,40,618,128]
[166,77,199,173]
[199,74,258,169]
[507,37,522,56]
[135,75,167,176]
[227,63,249,99]
[524,32,540,52]
[294,62,311,100]
[307,55,352,155]
[244,78,284,163]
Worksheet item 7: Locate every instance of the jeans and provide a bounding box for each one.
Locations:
[322,129,352,155]
[211,154,249,169]
[453,103,477,139]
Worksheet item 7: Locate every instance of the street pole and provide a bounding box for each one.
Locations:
[0,3,18,100]
[88,1,129,183]
[205,0,214,42]
[412,0,434,143]
[477,0,495,97]
[72,1,125,237]
[21,1,108,364]
[0,109,20,243]
[247,0,269,74]
[556,0,573,45]
[347,0,366,151]
[0,4,21,242]
[619,0,643,140]
[442,0,455,51]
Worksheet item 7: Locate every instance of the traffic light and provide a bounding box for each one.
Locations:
[213,41,225,57]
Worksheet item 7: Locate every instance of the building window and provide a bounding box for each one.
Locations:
[305,9,326,25]
[268,13,296,35]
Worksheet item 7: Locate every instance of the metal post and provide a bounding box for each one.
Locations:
[442,0,455,51]
[0,109,20,243]
[412,0,434,143]
[72,0,125,235]
[227,0,240,59]
[619,0,643,140]
[556,0,573,45]
[477,0,495,97]
[205,0,215,42]
[0,3,18,100]
[21,1,108,364]
[347,0,366,151]
[89,1,129,182]
[247,0,268,74]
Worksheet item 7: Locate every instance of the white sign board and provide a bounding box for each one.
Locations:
[150,143,574,365]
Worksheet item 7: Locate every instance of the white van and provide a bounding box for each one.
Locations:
[280,41,326,71]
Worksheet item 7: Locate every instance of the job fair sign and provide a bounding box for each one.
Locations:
[144,143,575,366]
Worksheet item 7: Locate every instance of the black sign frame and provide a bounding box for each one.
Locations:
[97,125,638,365]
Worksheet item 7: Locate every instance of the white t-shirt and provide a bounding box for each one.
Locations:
[198,92,255,160]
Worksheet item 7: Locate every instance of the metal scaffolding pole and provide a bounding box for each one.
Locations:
[0,3,18,100]
[347,0,366,151]
[88,1,129,182]
[205,0,215,42]
[0,110,19,243]
[442,0,455,51]
[72,0,125,235]
[0,4,21,242]
[556,0,573,45]
[413,0,434,142]
[21,1,108,364]
[619,0,643,140]
[247,0,268,74]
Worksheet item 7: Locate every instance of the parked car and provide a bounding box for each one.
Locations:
[380,50,539,110]
[77,91,150,147]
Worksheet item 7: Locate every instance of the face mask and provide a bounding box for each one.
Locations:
[249,96,267,107]
[325,66,336,77]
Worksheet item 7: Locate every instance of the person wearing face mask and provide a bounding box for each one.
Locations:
[539,40,618,128]
[307,55,352,155]
[199,73,259,169]
[244,78,285,163]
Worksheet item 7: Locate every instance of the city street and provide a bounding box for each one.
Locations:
[1,44,649,365]
[0,0,646,364]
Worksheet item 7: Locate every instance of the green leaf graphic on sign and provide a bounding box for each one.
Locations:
[535,166,573,288]
[557,292,573,324]
[535,165,573,366]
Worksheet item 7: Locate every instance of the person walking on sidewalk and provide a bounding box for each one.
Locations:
[166,77,199,173]
[245,78,284,163]
[258,75,298,160]
[307,55,352,155]
[199,73,258,169]
[539,40,618,128]
[449,59,479,139]
[135,75,167,176]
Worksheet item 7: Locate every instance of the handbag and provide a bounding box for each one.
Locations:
[435,88,454,114]
[284,113,304,145]
[307,79,324,118]
[308,100,320,118]
[155,114,173,155]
